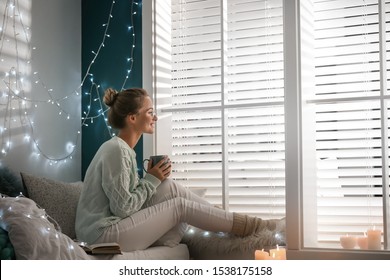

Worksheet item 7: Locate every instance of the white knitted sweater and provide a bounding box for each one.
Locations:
[75,136,161,244]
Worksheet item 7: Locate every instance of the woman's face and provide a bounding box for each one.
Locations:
[133,96,157,134]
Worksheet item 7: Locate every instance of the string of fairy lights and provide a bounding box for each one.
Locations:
[0,0,140,165]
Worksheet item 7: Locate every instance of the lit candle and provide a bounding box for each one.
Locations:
[367,228,382,250]
[255,249,270,260]
[357,233,368,250]
[269,252,283,260]
[339,234,357,249]
[269,245,286,260]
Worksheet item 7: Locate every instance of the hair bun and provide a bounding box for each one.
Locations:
[103,88,118,107]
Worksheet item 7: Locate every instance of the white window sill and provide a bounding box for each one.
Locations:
[287,248,390,260]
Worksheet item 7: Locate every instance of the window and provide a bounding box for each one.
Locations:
[147,0,390,257]
[152,0,285,219]
[300,0,389,250]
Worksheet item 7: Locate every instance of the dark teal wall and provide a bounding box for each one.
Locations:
[81,0,143,178]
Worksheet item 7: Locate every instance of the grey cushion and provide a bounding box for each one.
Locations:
[0,166,25,197]
[20,172,82,240]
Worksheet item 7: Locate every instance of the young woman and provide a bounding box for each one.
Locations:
[75,88,278,252]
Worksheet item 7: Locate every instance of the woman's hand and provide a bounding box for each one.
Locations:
[146,156,171,181]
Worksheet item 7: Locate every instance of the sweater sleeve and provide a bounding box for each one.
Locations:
[100,143,161,218]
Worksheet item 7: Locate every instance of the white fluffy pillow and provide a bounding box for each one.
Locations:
[0,196,88,260]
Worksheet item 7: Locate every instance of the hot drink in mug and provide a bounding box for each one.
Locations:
[143,155,169,172]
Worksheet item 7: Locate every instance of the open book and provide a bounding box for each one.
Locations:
[78,242,122,255]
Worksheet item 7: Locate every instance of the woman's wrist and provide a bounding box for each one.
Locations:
[143,172,161,186]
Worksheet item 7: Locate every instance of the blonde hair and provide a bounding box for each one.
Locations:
[103,88,148,129]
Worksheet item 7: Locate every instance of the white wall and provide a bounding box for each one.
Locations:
[142,0,173,158]
[0,0,81,181]
[142,0,154,159]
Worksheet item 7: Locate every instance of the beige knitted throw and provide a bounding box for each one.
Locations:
[182,217,286,256]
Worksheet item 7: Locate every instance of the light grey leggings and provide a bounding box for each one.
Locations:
[96,178,234,252]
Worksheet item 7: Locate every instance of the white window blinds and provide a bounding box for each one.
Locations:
[162,0,285,218]
[301,0,389,249]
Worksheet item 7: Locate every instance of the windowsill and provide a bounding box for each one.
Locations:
[287,248,390,260]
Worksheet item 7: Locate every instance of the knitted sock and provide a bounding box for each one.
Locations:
[231,213,248,237]
[231,213,278,237]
